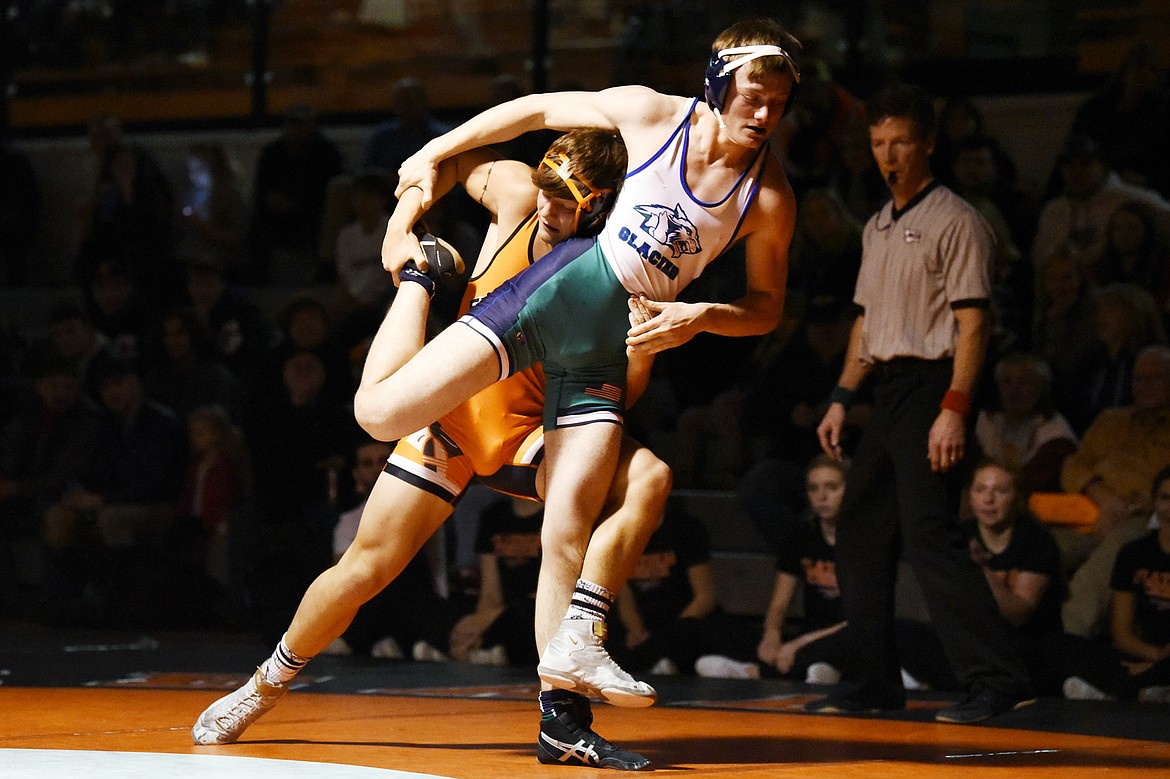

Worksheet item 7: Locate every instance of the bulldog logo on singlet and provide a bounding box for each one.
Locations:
[634,204,701,258]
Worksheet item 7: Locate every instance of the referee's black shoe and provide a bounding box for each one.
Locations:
[537,708,652,770]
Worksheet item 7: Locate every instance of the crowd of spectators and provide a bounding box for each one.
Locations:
[2,50,1170,703]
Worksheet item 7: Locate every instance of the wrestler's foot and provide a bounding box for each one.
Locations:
[538,620,657,708]
[399,233,465,297]
[191,668,288,745]
[537,706,652,770]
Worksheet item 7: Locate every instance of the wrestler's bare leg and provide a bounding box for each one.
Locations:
[533,422,659,706]
[534,422,624,647]
[355,323,499,442]
[359,283,432,386]
[191,473,452,745]
[283,473,452,657]
[534,436,670,655]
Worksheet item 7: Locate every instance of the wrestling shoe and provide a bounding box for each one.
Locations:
[1063,676,1112,701]
[538,620,657,707]
[537,708,652,770]
[191,668,288,745]
[935,685,1036,724]
[399,233,465,297]
[694,654,760,679]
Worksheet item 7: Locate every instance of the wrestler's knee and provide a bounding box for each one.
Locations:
[333,544,400,602]
[353,389,398,441]
[631,448,672,497]
[541,517,591,561]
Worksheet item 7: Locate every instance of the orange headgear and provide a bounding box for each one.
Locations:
[539,152,614,234]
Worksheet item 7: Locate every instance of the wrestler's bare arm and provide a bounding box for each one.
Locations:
[626,159,796,353]
[397,87,685,204]
[381,150,535,278]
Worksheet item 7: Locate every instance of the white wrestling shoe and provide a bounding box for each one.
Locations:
[537,620,657,708]
[191,668,288,745]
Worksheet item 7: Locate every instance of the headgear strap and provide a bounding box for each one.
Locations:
[704,44,802,127]
[539,153,612,233]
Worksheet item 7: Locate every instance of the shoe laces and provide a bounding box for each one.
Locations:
[216,678,279,726]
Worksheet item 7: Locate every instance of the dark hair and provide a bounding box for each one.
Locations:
[867,82,936,139]
[807,451,848,475]
[1152,464,1170,500]
[160,307,218,361]
[281,294,329,331]
[1058,135,1103,165]
[531,128,627,202]
[711,18,803,82]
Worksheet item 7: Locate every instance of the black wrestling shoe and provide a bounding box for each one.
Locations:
[804,693,903,715]
[399,233,465,297]
[537,709,652,771]
[935,685,1036,724]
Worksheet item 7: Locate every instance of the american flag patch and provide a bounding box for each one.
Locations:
[585,383,623,402]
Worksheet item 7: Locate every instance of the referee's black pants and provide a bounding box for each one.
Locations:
[834,358,1031,706]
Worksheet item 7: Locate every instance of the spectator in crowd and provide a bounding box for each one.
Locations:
[932,95,1027,209]
[0,351,99,612]
[700,455,949,688]
[45,302,115,404]
[1061,344,1170,638]
[786,188,864,309]
[361,78,451,187]
[826,120,887,224]
[333,172,396,331]
[0,139,41,287]
[77,114,177,300]
[143,308,242,423]
[777,57,866,199]
[263,295,354,408]
[674,292,859,493]
[325,437,456,660]
[177,404,250,593]
[609,505,719,677]
[973,352,1077,494]
[1093,201,1170,316]
[1031,135,1170,275]
[949,134,1029,350]
[1031,247,1100,401]
[84,260,154,363]
[42,353,186,625]
[1061,464,1170,704]
[965,460,1067,694]
[184,257,276,392]
[1063,282,1166,435]
[483,74,556,167]
[932,94,982,187]
[176,142,249,283]
[727,455,850,683]
[1070,42,1170,199]
[448,497,545,667]
[247,104,344,284]
[243,347,359,642]
[811,82,1033,724]
[736,295,866,550]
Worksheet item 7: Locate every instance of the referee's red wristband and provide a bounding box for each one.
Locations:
[941,389,971,416]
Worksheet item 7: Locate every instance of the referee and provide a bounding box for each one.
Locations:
[809,82,1035,723]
